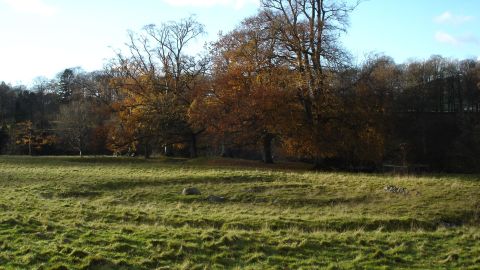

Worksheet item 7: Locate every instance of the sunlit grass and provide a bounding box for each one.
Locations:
[0,156,479,269]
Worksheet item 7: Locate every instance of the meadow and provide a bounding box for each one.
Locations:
[0,156,479,269]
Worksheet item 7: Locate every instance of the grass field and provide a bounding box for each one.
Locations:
[0,156,479,269]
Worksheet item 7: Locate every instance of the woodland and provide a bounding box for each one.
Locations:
[1,0,480,172]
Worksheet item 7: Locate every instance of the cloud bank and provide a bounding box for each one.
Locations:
[162,0,259,10]
[2,0,58,16]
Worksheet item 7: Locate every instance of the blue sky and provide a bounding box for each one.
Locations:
[0,0,479,86]
[344,0,480,64]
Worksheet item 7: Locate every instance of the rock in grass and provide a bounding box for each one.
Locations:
[207,195,226,203]
[384,185,408,194]
[182,187,201,195]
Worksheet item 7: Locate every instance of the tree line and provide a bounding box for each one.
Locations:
[1,0,480,172]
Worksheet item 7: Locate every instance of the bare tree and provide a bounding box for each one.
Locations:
[57,100,93,157]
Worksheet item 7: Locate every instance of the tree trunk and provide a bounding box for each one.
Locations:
[220,142,232,158]
[78,136,83,158]
[144,140,150,159]
[262,133,274,164]
[28,131,32,156]
[164,144,173,157]
[313,156,324,170]
[189,133,197,158]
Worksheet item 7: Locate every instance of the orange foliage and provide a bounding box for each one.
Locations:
[189,19,297,155]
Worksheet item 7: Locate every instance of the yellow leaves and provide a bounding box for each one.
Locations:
[14,121,57,152]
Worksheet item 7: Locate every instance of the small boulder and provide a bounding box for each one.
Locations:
[182,187,201,195]
[207,195,226,203]
[384,185,408,194]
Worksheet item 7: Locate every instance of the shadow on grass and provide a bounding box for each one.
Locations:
[87,208,478,233]
[57,191,103,198]
[72,175,277,192]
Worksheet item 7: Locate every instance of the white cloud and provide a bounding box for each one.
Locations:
[2,0,58,16]
[162,0,259,10]
[434,11,473,25]
[435,31,460,46]
[435,31,480,47]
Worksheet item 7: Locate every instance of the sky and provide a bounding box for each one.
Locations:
[0,0,479,86]
[343,0,480,64]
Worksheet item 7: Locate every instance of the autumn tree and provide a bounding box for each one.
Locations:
[190,15,298,163]
[344,55,400,166]
[14,121,56,155]
[15,121,34,155]
[108,16,208,158]
[259,0,359,167]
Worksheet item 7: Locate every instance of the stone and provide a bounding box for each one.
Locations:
[182,187,201,195]
[207,195,226,203]
[384,185,408,194]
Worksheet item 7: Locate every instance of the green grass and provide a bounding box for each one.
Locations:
[0,156,479,269]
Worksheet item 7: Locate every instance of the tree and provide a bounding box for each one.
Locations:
[191,15,296,163]
[108,16,208,158]
[345,55,399,166]
[0,82,16,125]
[0,123,8,154]
[15,121,34,155]
[13,121,56,155]
[56,100,94,156]
[259,0,359,167]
